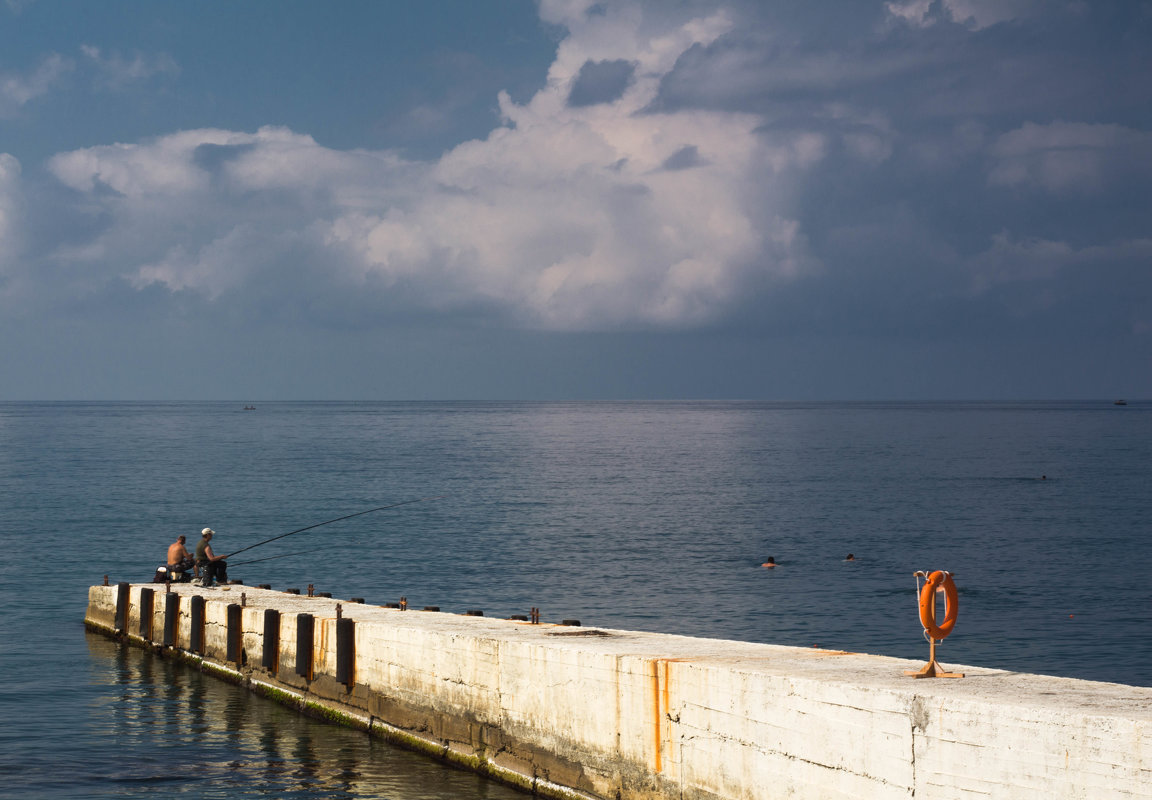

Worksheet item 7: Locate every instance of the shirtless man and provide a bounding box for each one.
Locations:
[195,528,228,586]
[167,535,196,579]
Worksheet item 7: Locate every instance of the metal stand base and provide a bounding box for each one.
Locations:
[904,638,964,679]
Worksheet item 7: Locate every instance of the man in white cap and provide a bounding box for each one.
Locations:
[194,528,228,586]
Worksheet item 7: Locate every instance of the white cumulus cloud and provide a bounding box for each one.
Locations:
[43,3,819,331]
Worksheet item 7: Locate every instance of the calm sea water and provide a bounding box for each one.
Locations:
[1,401,1149,798]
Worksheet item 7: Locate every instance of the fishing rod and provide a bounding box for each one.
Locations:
[220,495,444,560]
[229,549,312,567]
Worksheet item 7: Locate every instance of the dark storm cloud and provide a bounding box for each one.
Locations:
[646,0,1152,348]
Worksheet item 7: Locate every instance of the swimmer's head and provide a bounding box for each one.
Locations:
[846,553,855,561]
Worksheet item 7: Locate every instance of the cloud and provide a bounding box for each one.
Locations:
[962,232,1152,338]
[885,0,1042,29]
[0,45,175,119]
[332,2,813,329]
[968,232,1152,291]
[80,45,179,90]
[0,53,72,116]
[0,154,23,275]
[988,121,1152,192]
[39,4,818,332]
[13,0,1152,364]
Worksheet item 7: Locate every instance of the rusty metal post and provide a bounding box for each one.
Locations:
[336,616,355,690]
[226,603,242,665]
[262,608,280,674]
[163,592,179,648]
[296,613,314,680]
[115,582,131,633]
[138,587,154,641]
[189,594,206,654]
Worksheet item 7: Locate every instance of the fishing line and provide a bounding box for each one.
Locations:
[220,495,444,560]
[229,549,311,567]
[231,538,365,567]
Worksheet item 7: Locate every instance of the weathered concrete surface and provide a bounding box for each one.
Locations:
[86,583,1152,800]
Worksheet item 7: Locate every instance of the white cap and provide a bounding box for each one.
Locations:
[202,528,214,536]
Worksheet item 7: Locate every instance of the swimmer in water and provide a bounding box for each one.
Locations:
[845,553,855,561]
[761,557,777,568]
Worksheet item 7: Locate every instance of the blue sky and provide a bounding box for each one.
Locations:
[1,0,1149,400]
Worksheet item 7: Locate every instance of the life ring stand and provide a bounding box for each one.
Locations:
[904,570,964,679]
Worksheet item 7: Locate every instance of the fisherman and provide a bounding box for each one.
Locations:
[166,534,196,579]
[195,528,228,586]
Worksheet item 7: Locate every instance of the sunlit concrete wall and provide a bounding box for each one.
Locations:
[86,583,1152,800]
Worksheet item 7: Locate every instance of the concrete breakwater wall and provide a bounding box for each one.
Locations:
[86,583,1151,800]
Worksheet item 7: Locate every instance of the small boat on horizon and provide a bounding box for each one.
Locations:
[243,405,256,411]
[1114,400,1127,406]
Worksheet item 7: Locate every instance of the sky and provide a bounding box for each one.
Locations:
[0,0,1149,400]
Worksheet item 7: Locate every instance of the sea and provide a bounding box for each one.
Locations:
[1,400,1149,798]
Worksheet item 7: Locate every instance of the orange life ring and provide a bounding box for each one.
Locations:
[918,570,958,640]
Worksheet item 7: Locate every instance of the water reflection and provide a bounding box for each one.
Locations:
[84,634,525,800]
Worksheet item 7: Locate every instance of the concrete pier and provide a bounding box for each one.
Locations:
[86,582,1151,800]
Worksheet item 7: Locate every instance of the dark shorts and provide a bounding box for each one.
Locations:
[198,559,228,584]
